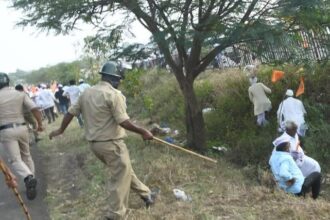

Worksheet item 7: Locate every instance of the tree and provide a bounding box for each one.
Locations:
[9,0,328,151]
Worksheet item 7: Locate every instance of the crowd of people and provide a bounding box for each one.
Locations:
[246,65,322,199]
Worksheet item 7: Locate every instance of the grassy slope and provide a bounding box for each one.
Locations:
[38,118,330,220]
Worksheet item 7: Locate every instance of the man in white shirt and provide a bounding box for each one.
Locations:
[63,80,80,105]
[78,79,91,93]
[63,80,83,127]
[277,89,307,136]
[37,84,56,124]
[273,121,320,177]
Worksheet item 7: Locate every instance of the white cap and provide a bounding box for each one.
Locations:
[58,84,63,87]
[79,79,84,83]
[285,89,294,97]
[272,135,291,147]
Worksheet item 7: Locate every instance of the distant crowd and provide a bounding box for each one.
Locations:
[16,79,91,129]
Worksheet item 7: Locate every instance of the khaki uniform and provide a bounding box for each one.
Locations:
[0,87,37,178]
[69,81,150,219]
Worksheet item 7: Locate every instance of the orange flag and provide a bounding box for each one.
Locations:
[296,76,305,97]
[271,70,285,83]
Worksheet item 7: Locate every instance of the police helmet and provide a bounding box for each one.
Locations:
[99,61,122,79]
[0,72,10,89]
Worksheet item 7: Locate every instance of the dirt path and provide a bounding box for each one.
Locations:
[0,143,50,220]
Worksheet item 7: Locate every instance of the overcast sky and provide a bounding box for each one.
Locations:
[0,1,150,73]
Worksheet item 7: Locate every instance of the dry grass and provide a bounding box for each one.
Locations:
[37,117,330,220]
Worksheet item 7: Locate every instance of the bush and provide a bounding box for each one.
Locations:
[204,70,278,166]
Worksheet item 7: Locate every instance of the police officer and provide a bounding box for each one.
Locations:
[0,73,44,200]
[49,62,158,220]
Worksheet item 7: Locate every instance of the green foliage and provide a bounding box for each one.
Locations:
[303,100,330,173]
[142,95,154,116]
[304,120,330,173]
[122,68,186,129]
[195,80,215,107]
[20,61,78,84]
[120,68,145,98]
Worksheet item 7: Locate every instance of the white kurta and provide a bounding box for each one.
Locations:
[63,85,81,105]
[79,83,91,93]
[277,97,306,131]
[36,89,55,109]
[248,83,272,115]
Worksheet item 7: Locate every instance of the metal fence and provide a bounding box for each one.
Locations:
[133,28,330,70]
[224,28,330,67]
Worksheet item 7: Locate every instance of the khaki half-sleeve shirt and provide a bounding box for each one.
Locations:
[69,81,130,141]
[0,87,37,125]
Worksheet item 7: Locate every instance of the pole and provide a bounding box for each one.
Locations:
[0,160,32,220]
[153,137,217,164]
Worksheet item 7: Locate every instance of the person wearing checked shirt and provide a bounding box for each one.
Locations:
[0,72,44,200]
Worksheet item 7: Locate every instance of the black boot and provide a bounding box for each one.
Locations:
[24,175,37,200]
[141,188,160,208]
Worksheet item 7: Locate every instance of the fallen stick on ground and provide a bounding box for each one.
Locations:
[0,160,32,220]
[153,137,217,164]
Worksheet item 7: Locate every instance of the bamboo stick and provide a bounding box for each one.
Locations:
[153,137,217,164]
[0,160,32,220]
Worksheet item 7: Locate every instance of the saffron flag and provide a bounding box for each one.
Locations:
[271,70,284,83]
[296,76,305,97]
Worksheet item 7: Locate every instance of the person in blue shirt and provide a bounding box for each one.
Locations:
[269,138,321,199]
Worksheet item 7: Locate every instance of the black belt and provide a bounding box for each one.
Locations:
[90,138,123,143]
[0,123,26,131]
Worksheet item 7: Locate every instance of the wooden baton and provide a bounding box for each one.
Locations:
[153,137,217,163]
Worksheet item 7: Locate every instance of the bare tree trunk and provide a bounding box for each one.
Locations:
[180,79,206,152]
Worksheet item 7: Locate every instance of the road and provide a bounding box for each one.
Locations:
[0,143,50,220]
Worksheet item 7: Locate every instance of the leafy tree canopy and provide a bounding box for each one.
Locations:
[9,0,330,150]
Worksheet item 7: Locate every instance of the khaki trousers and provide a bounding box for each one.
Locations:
[90,140,150,220]
[0,126,35,178]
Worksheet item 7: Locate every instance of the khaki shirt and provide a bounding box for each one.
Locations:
[69,81,130,141]
[0,87,37,125]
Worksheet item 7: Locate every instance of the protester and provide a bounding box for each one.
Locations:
[37,84,57,124]
[63,80,83,127]
[49,61,159,220]
[277,89,308,136]
[54,84,69,114]
[0,73,43,200]
[248,78,272,126]
[273,121,321,177]
[78,78,91,93]
[269,138,321,199]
